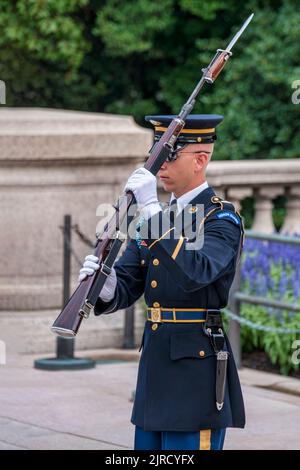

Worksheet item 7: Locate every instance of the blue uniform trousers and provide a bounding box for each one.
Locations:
[134,425,226,450]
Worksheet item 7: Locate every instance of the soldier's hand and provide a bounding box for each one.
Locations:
[79,254,100,281]
[124,167,158,208]
[78,254,117,302]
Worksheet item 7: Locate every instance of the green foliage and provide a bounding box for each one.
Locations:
[94,0,175,56]
[239,305,299,375]
[241,197,255,229]
[239,239,300,375]
[272,195,286,231]
[1,0,300,160]
[207,2,300,160]
[0,0,89,107]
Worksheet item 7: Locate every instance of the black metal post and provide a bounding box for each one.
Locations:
[228,264,242,369]
[56,215,74,359]
[34,214,95,370]
[122,234,135,349]
[123,304,135,349]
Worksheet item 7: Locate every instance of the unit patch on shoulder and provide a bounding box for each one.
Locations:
[216,211,240,225]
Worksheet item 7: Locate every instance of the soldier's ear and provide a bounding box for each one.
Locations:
[194,152,208,171]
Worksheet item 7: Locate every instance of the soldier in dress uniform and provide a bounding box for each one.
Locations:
[79,114,246,450]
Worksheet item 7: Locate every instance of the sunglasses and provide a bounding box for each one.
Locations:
[166,149,211,162]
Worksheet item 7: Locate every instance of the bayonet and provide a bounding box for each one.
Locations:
[225,13,254,53]
[201,13,254,84]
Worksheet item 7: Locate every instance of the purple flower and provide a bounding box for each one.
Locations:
[241,237,300,319]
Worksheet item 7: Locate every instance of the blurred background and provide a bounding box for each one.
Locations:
[0,0,300,450]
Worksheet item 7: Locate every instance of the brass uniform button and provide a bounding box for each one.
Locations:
[141,259,145,265]
[153,302,160,308]
[152,324,158,331]
[199,350,205,357]
[153,258,160,266]
[151,280,158,288]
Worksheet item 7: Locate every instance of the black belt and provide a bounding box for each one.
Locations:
[147,307,214,323]
[147,307,221,323]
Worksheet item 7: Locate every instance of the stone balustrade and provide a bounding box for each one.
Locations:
[158,159,300,234]
[206,159,300,234]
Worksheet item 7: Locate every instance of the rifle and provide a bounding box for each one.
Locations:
[52,13,254,337]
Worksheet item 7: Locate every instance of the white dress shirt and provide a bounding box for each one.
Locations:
[170,181,209,215]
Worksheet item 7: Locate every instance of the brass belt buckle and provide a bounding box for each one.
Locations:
[150,308,162,323]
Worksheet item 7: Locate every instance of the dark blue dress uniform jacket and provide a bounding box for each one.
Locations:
[95,186,246,432]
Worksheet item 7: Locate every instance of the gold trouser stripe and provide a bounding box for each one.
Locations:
[171,235,185,260]
[148,227,175,250]
[155,127,215,134]
[200,429,211,450]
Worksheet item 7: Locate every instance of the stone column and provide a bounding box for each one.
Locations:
[226,187,253,213]
[213,187,226,200]
[252,187,284,233]
[281,186,300,235]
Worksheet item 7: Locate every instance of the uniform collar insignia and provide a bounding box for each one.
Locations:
[173,187,217,236]
[187,186,216,211]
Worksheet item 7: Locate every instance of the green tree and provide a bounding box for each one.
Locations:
[1,0,299,160]
[0,0,90,107]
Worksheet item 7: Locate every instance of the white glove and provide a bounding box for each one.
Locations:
[78,254,117,302]
[124,167,161,219]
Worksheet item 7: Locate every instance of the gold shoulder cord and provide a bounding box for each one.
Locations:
[213,196,245,265]
[235,209,245,247]
[198,195,245,251]
[197,196,224,235]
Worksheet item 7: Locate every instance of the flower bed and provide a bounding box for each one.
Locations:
[239,238,300,375]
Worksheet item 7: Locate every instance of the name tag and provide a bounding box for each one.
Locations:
[216,211,240,225]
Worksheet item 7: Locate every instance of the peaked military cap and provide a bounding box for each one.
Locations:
[145,114,224,146]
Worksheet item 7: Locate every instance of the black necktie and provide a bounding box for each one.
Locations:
[169,198,177,225]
